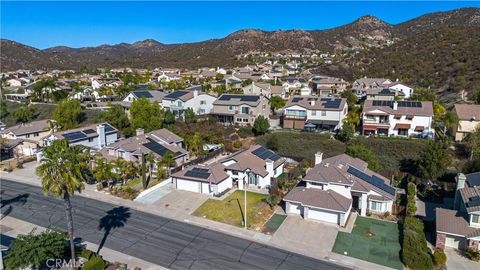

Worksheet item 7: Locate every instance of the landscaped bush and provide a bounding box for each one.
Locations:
[433,249,447,265]
[465,247,480,261]
[407,182,417,216]
[263,194,280,209]
[233,140,242,149]
[81,253,106,270]
[402,216,433,270]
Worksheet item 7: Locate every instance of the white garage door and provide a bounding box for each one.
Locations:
[176,179,200,193]
[445,235,465,249]
[287,202,303,215]
[308,208,339,224]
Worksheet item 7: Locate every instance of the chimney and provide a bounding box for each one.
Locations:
[454,173,466,210]
[266,159,274,175]
[136,128,144,136]
[97,124,106,148]
[193,90,198,98]
[393,101,398,110]
[310,99,316,106]
[315,152,323,165]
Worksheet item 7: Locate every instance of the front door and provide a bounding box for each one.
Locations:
[248,173,257,186]
[352,196,359,210]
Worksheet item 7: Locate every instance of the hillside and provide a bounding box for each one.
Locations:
[1,7,479,99]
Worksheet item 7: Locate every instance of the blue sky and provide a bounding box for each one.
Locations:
[1,1,479,49]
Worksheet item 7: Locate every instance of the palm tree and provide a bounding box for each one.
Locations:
[92,157,114,188]
[442,111,459,137]
[162,153,176,177]
[36,139,89,266]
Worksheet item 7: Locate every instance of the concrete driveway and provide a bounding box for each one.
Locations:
[269,215,339,259]
[153,189,209,215]
[445,248,480,270]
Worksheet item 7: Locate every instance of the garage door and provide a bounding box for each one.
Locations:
[176,179,200,193]
[308,208,339,225]
[287,202,303,215]
[445,235,466,249]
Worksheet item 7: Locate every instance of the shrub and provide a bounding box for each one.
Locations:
[263,194,280,209]
[465,247,480,261]
[233,140,242,149]
[96,184,103,191]
[266,135,279,151]
[81,253,106,270]
[433,249,447,265]
[237,126,253,138]
[15,162,24,169]
[407,182,416,197]
[402,217,433,270]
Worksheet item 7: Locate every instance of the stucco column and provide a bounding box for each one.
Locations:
[361,194,368,216]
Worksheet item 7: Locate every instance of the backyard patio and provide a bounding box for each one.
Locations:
[332,216,403,270]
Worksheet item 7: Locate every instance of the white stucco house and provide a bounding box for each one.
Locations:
[284,153,396,226]
[283,96,348,131]
[362,100,434,137]
[172,145,285,196]
[43,123,118,150]
[161,90,216,117]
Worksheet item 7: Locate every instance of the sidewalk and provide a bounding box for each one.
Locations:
[0,216,165,270]
[2,163,391,270]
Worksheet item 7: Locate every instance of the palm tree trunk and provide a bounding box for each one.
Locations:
[63,193,76,269]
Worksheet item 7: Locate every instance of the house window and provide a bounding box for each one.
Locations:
[398,129,408,136]
[243,118,248,123]
[88,138,94,142]
[321,111,327,116]
[312,110,317,116]
[370,201,383,212]
[472,214,480,224]
[228,106,235,111]
[34,132,39,137]
[199,109,205,114]
[232,171,238,176]
[26,134,30,138]
[248,173,257,185]
[236,118,242,122]
[241,107,249,114]
[177,101,182,107]
[200,100,206,105]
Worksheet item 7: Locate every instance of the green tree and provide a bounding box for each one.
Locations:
[129,98,163,132]
[92,157,114,187]
[266,135,279,151]
[99,104,131,133]
[270,96,287,113]
[418,141,451,182]
[215,73,224,80]
[0,99,9,118]
[186,132,202,155]
[346,143,381,171]
[184,108,196,123]
[340,90,358,105]
[51,89,69,103]
[36,140,90,265]
[336,122,355,143]
[52,99,83,130]
[12,106,37,123]
[253,116,270,135]
[4,229,67,270]
[467,126,480,160]
[113,158,138,185]
[442,110,459,136]
[164,110,176,125]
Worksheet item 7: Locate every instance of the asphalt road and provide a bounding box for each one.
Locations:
[1,179,349,270]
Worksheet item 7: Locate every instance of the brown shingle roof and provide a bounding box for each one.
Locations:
[2,120,51,136]
[363,100,434,117]
[454,104,480,121]
[285,96,347,111]
[221,145,285,177]
[436,208,480,238]
[172,162,229,184]
[148,129,183,144]
[284,187,351,212]
[459,186,480,213]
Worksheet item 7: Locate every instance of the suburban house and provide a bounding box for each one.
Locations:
[122,90,166,104]
[100,128,188,167]
[161,90,216,116]
[436,172,480,251]
[211,94,270,126]
[452,104,480,141]
[157,70,180,82]
[362,100,434,137]
[352,78,413,99]
[172,145,285,195]
[281,77,308,92]
[283,96,348,131]
[309,76,348,96]
[43,123,118,150]
[284,153,396,226]
[0,120,52,156]
[242,82,285,98]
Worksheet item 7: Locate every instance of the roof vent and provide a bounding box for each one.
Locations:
[324,163,330,167]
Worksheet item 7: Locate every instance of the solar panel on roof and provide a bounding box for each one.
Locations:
[252,146,280,161]
[292,97,303,102]
[218,94,234,101]
[83,129,96,134]
[240,96,259,102]
[134,91,153,98]
[165,91,188,99]
[63,131,87,141]
[142,140,172,157]
[103,124,115,132]
[185,169,211,179]
[192,167,209,173]
[347,166,396,196]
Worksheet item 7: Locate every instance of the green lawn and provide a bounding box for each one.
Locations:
[193,190,270,228]
[263,214,287,234]
[332,217,403,270]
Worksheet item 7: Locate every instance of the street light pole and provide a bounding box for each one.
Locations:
[244,169,250,229]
